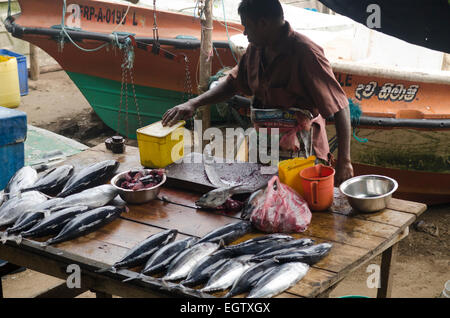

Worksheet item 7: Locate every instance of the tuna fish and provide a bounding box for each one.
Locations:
[163,242,220,282]
[224,259,279,298]
[98,229,178,273]
[240,189,265,220]
[250,238,315,262]
[43,205,125,246]
[224,234,294,256]
[22,165,74,196]
[196,221,253,245]
[4,166,38,199]
[140,237,198,276]
[0,191,48,228]
[247,262,309,298]
[55,184,119,209]
[18,206,91,242]
[195,185,241,209]
[273,243,333,265]
[3,198,65,236]
[181,249,234,287]
[200,255,254,293]
[57,160,119,197]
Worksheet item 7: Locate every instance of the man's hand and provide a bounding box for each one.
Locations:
[334,159,354,187]
[162,102,196,127]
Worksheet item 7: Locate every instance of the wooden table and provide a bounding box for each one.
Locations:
[0,144,427,298]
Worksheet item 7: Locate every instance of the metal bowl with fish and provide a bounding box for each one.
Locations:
[110,168,166,204]
[339,175,398,213]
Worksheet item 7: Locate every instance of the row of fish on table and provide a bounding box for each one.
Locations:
[97,220,332,298]
[0,160,124,246]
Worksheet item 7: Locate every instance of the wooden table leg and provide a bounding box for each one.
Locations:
[377,242,399,298]
[95,291,113,298]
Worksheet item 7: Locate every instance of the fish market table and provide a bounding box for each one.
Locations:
[0,144,427,298]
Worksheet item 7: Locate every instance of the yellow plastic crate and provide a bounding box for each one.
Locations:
[136,120,185,168]
[278,156,316,197]
[0,56,20,108]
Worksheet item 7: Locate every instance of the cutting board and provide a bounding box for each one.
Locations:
[164,152,276,194]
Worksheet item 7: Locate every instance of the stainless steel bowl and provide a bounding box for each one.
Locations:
[339,175,398,213]
[110,169,166,204]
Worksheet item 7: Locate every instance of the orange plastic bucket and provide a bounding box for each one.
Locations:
[299,164,335,211]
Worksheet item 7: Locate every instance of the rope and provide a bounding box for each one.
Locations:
[348,99,368,143]
[221,0,238,64]
[60,0,109,52]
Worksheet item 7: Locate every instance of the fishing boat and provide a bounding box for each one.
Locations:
[5,0,449,204]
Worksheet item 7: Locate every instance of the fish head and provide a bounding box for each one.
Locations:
[195,188,230,209]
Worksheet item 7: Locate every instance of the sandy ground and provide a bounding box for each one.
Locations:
[1,70,449,298]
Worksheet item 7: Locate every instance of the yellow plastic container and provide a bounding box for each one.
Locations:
[278,156,316,197]
[136,120,185,168]
[0,56,20,108]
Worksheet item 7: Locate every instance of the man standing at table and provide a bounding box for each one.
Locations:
[162,0,353,186]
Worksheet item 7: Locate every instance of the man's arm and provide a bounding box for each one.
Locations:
[333,106,354,186]
[162,78,238,127]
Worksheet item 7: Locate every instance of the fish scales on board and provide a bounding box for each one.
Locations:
[43,205,126,246]
[163,242,220,282]
[196,221,253,245]
[224,234,294,256]
[22,165,74,196]
[0,191,48,228]
[98,229,178,273]
[57,160,119,197]
[4,166,38,200]
[181,249,234,287]
[247,262,310,298]
[200,255,254,294]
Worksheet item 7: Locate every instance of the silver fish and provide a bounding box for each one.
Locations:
[200,255,254,293]
[181,249,234,287]
[55,184,119,209]
[251,238,315,261]
[98,229,178,273]
[142,237,197,274]
[224,234,294,256]
[4,166,38,199]
[58,160,119,197]
[273,243,333,265]
[163,242,220,282]
[0,191,47,228]
[43,205,125,246]
[195,185,242,209]
[4,198,65,236]
[247,262,309,298]
[224,259,279,298]
[22,165,74,196]
[196,220,253,245]
[0,190,4,207]
[240,189,265,220]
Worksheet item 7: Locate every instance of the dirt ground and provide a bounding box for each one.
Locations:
[1,70,449,298]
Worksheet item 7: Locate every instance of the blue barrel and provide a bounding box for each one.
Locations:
[0,106,27,190]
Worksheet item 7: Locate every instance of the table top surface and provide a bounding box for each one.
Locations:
[0,144,428,298]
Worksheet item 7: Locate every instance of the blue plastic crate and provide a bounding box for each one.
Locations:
[0,106,27,190]
[0,49,29,96]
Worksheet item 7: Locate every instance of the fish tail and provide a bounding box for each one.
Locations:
[0,233,8,244]
[122,274,140,283]
[40,241,49,247]
[97,266,115,273]
[14,235,23,245]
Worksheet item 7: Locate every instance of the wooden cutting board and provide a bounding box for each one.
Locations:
[164,152,276,194]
